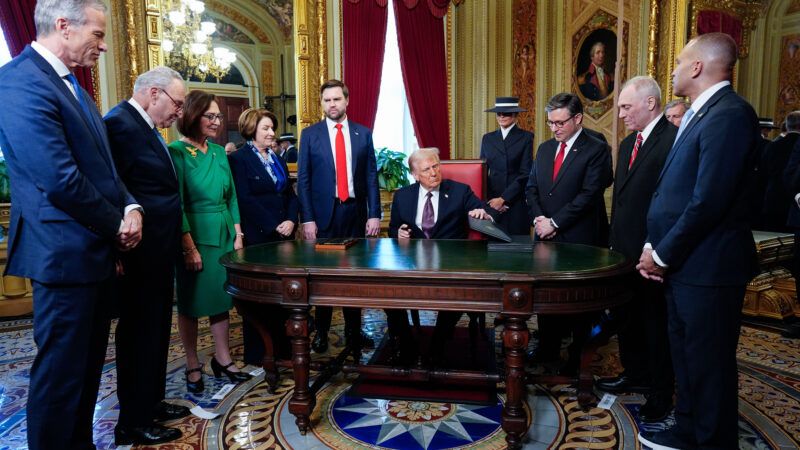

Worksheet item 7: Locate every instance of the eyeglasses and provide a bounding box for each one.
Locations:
[546,114,578,128]
[496,112,514,117]
[202,113,224,122]
[159,88,183,112]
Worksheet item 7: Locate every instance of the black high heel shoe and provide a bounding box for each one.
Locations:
[210,357,253,382]
[185,367,204,394]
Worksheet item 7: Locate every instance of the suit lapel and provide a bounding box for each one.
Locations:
[349,123,362,175]
[317,122,335,173]
[540,140,557,190]
[552,131,587,189]
[243,145,278,190]
[27,47,117,175]
[503,126,524,151]
[658,86,732,185]
[618,117,667,192]
[119,101,177,181]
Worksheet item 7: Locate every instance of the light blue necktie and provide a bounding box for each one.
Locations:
[674,107,695,142]
[153,127,176,176]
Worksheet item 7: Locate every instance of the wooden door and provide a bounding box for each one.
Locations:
[214,96,249,145]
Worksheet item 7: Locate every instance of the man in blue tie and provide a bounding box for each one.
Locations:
[104,67,188,445]
[637,33,760,449]
[0,2,143,449]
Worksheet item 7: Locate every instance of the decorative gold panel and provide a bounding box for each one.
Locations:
[512,0,537,132]
[262,60,275,96]
[775,34,800,127]
[689,0,763,59]
[294,0,325,133]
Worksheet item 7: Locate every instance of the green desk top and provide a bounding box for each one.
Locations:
[222,239,630,278]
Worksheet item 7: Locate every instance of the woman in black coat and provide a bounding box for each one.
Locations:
[229,108,298,365]
[481,97,534,235]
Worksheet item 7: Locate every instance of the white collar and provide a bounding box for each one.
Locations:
[326,116,349,130]
[562,127,583,149]
[638,114,662,142]
[127,98,155,129]
[31,41,71,79]
[690,80,731,113]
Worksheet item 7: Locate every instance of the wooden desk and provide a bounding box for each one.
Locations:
[221,238,633,449]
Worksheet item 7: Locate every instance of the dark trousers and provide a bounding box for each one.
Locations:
[536,314,593,367]
[315,199,365,337]
[616,278,673,394]
[27,279,113,450]
[666,280,744,449]
[115,252,175,428]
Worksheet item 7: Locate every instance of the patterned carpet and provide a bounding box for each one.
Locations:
[1,309,799,449]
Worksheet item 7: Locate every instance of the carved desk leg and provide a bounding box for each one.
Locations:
[286,306,314,434]
[502,315,531,449]
[234,300,280,393]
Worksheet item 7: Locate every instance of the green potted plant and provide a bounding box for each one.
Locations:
[375,147,411,192]
[0,158,10,203]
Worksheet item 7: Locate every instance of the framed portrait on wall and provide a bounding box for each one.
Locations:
[572,9,628,119]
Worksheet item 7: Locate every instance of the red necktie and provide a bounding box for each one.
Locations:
[552,141,567,182]
[628,132,643,170]
[334,123,348,202]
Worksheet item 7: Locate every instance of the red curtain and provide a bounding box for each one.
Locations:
[697,10,743,49]
[394,0,450,159]
[0,0,96,100]
[342,0,388,130]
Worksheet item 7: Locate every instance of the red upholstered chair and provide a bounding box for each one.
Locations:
[409,159,488,340]
[439,159,487,240]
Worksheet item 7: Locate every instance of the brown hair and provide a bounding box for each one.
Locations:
[320,79,349,98]
[238,108,278,141]
[177,89,217,142]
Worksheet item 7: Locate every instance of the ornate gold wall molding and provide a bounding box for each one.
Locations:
[205,0,272,43]
[647,0,659,78]
[294,0,325,132]
[512,0,537,132]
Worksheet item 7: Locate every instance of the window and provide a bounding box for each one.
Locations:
[372,0,418,156]
[0,27,11,68]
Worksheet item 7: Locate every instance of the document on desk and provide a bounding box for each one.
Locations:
[469,217,512,242]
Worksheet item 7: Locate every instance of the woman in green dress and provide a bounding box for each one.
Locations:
[169,90,251,393]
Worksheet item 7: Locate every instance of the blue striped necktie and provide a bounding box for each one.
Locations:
[65,73,102,139]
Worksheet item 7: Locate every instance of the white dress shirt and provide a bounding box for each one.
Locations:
[555,127,584,164]
[326,116,355,198]
[500,123,516,140]
[414,186,440,230]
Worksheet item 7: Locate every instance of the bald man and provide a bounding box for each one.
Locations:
[636,33,759,449]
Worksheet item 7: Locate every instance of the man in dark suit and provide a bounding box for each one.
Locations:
[0,2,143,449]
[278,133,298,163]
[104,67,189,445]
[526,92,612,374]
[781,127,800,338]
[480,97,533,235]
[595,76,676,423]
[637,33,760,449]
[297,79,381,353]
[387,147,491,362]
[760,111,800,232]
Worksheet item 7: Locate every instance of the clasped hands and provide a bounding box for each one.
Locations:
[302,217,382,240]
[636,247,665,283]
[487,197,509,213]
[533,216,556,240]
[116,209,143,251]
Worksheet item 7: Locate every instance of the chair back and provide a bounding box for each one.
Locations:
[439,159,486,240]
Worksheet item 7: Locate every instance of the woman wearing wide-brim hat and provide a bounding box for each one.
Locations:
[480,97,534,235]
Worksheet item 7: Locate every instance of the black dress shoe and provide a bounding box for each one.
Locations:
[596,375,651,393]
[782,323,800,338]
[210,357,253,383]
[185,366,204,394]
[154,401,191,422]
[311,333,328,353]
[639,393,673,423]
[114,424,182,445]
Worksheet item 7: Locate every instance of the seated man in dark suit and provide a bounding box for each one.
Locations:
[387,147,491,363]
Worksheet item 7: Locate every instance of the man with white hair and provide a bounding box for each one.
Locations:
[597,76,676,423]
[0,1,143,449]
[104,66,188,445]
